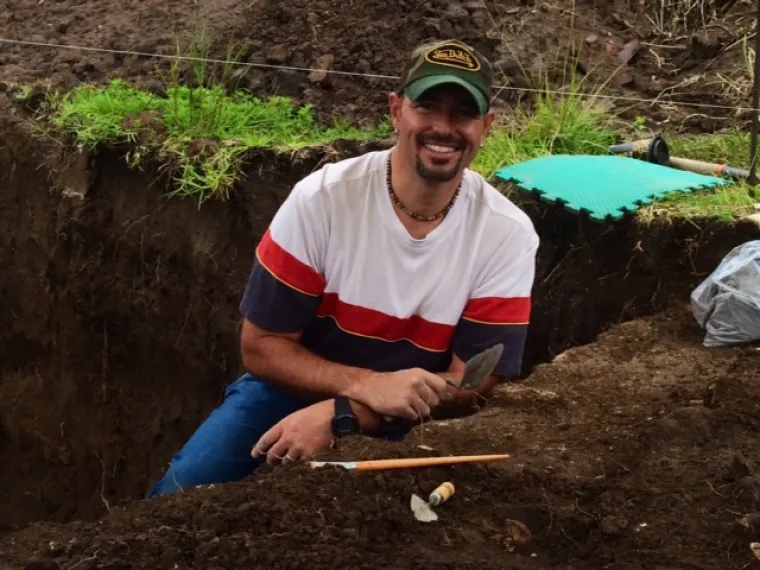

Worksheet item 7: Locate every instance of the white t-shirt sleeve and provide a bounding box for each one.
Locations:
[239,180,329,333]
[452,224,539,378]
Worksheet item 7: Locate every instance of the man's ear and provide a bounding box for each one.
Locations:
[388,91,403,132]
[482,108,497,142]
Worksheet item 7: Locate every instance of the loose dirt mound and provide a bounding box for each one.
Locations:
[2,307,759,569]
[0,0,754,128]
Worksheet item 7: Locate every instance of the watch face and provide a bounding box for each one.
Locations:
[334,415,358,435]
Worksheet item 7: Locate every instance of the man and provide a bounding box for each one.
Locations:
[149,39,539,497]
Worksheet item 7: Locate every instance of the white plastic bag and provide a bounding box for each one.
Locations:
[691,240,760,347]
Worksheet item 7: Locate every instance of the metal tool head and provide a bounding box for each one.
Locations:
[410,494,438,522]
[459,343,504,391]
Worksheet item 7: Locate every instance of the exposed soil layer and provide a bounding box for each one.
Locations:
[0,0,755,129]
[1,0,760,560]
[3,307,760,570]
[2,90,760,540]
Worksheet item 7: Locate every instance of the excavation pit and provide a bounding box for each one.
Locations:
[2,100,760,568]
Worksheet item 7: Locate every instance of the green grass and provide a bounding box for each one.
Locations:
[50,79,391,204]
[472,94,756,223]
[43,74,757,222]
[636,131,757,222]
[473,90,618,180]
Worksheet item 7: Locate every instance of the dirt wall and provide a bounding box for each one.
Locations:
[1,95,759,532]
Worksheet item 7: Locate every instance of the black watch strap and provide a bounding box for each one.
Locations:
[332,395,360,437]
[334,395,354,417]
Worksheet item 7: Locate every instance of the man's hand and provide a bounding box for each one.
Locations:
[251,400,335,465]
[429,373,500,420]
[344,368,451,420]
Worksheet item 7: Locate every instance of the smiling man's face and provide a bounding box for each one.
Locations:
[390,83,495,183]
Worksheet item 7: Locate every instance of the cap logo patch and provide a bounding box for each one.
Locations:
[425,42,481,72]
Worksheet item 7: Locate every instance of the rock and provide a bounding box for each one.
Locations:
[444,3,468,20]
[618,39,641,64]
[266,44,289,64]
[470,10,489,27]
[737,475,760,501]
[272,69,304,97]
[738,512,760,532]
[691,30,723,59]
[728,453,753,481]
[584,34,598,44]
[309,54,335,84]
[501,519,533,554]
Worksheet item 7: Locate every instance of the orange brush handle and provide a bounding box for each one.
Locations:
[352,454,510,471]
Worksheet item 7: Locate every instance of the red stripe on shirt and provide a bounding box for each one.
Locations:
[256,230,326,297]
[316,293,455,352]
[462,297,531,325]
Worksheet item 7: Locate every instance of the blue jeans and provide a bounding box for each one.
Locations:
[148,374,405,497]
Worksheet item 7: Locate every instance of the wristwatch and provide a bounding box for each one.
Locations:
[331,396,360,437]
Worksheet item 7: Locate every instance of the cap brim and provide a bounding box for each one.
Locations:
[404,75,489,115]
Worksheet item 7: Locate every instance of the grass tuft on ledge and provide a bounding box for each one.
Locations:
[50,79,391,204]
[44,76,757,222]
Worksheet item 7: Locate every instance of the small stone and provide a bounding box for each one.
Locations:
[618,39,641,64]
[444,3,468,19]
[308,54,334,84]
[266,44,288,64]
[584,34,598,44]
[501,519,533,554]
[272,69,303,97]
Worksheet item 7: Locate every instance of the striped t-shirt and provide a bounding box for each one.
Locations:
[240,148,539,378]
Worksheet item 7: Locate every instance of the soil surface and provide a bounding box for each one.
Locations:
[0,0,756,129]
[2,307,760,569]
[2,99,759,537]
[2,0,760,567]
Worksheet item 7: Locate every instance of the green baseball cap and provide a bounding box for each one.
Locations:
[398,39,493,115]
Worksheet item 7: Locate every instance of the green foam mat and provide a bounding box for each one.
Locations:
[494,155,733,221]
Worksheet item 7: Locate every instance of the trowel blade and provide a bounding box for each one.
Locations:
[410,494,438,522]
[460,343,504,391]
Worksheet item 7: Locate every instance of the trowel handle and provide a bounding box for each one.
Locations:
[669,156,749,179]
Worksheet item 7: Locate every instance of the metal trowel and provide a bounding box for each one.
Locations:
[411,482,455,522]
[455,343,504,391]
[380,343,504,424]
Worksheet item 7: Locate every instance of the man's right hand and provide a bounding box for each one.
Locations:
[344,368,450,420]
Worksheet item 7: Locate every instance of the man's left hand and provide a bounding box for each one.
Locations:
[251,400,334,465]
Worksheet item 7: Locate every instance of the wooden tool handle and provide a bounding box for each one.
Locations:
[669,156,723,176]
[353,454,510,471]
[669,156,750,179]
